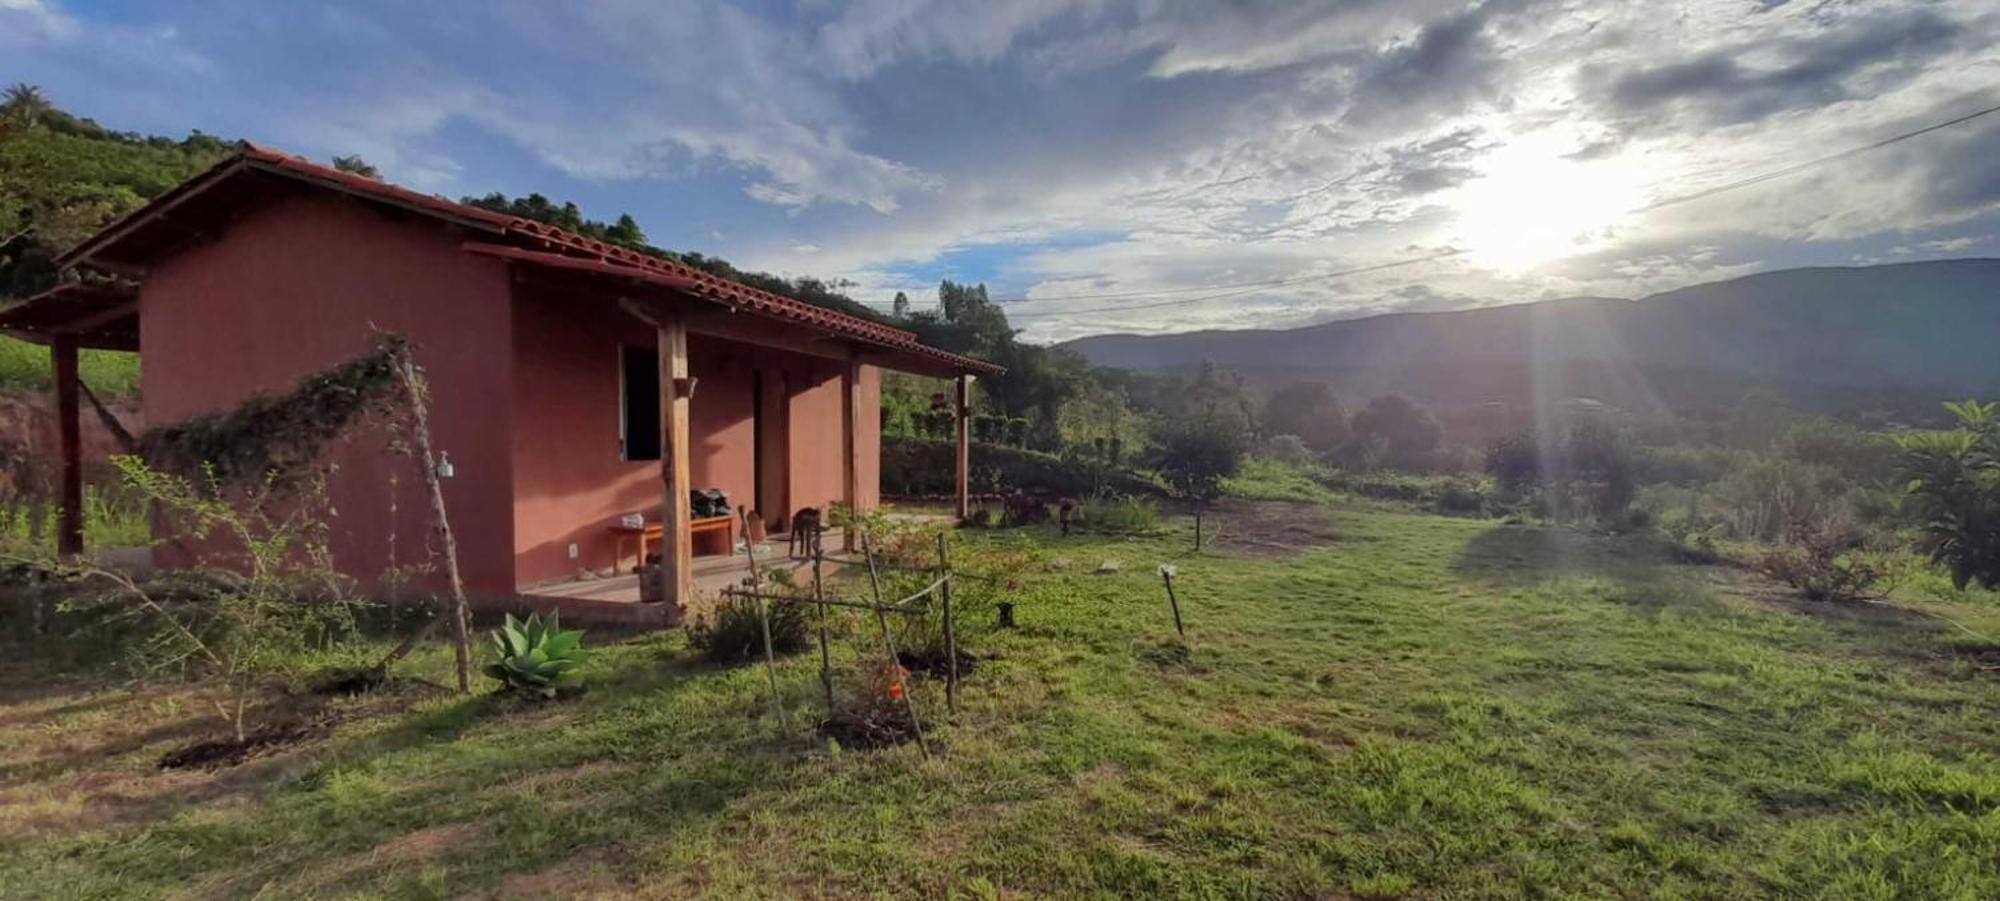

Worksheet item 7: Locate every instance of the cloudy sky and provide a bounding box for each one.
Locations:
[6,0,1998,342]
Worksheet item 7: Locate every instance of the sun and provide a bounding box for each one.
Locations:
[1448,136,1645,271]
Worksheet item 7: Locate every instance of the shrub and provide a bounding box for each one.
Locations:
[31,457,362,744]
[1258,434,1313,464]
[1001,491,1050,526]
[689,589,811,662]
[881,436,1160,499]
[483,612,586,698]
[1758,514,1889,602]
[1083,493,1159,533]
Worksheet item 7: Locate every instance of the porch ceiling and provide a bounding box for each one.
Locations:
[0,281,140,351]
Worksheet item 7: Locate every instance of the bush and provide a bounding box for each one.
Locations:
[1259,434,1313,464]
[1082,493,1159,533]
[881,436,1160,499]
[1758,514,1889,602]
[689,589,811,662]
[1001,491,1050,526]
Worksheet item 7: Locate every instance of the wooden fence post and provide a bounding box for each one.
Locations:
[936,532,958,714]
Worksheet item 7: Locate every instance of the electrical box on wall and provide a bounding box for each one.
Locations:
[567,543,579,560]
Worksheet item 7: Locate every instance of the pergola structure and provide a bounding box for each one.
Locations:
[0,280,138,559]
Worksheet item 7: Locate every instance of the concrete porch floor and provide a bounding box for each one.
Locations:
[516,541,846,627]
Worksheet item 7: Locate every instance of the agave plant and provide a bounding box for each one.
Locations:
[484,612,586,697]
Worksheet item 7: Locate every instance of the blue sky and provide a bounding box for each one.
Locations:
[5,0,1998,342]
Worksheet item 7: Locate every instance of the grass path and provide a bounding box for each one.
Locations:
[3,502,1998,898]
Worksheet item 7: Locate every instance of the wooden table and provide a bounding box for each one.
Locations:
[611,515,734,573]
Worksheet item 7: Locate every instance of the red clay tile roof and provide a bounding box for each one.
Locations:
[59,142,1001,376]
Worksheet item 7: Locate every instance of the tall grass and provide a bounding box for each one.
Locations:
[0,485,150,553]
[0,335,141,397]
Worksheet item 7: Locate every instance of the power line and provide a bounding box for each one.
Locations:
[912,96,2000,322]
[1635,98,2000,212]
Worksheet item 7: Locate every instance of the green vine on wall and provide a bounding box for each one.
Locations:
[136,334,415,485]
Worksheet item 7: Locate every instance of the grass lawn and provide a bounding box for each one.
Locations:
[0,333,141,397]
[4,500,1999,898]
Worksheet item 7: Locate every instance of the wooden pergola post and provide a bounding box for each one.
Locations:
[52,337,84,560]
[658,312,693,618]
[954,374,972,522]
[841,352,862,552]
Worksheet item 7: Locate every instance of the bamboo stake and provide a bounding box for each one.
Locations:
[391,346,473,693]
[861,531,929,758]
[755,590,792,738]
[936,533,958,714]
[812,547,835,717]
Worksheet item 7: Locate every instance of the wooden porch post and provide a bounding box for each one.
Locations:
[53,337,84,560]
[658,313,693,617]
[954,374,972,522]
[841,351,862,552]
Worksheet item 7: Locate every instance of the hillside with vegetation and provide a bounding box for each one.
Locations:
[1064,259,2000,422]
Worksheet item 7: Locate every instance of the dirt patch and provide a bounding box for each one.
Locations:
[819,706,923,750]
[1210,499,1339,557]
[897,648,977,680]
[158,720,327,770]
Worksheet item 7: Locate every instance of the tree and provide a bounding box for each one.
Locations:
[1347,394,1441,470]
[1561,419,1636,523]
[1152,414,1247,550]
[605,213,646,246]
[330,155,379,178]
[1485,431,1541,492]
[891,291,910,319]
[1263,381,1347,453]
[2,84,50,126]
[1895,400,2000,589]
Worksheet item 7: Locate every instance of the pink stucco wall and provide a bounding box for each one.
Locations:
[140,192,518,595]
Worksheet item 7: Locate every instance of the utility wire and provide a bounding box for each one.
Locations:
[908,96,2000,321]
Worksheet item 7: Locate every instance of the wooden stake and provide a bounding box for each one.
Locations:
[813,547,835,717]
[392,346,473,693]
[756,590,791,738]
[936,532,958,714]
[861,531,929,757]
[1160,566,1186,640]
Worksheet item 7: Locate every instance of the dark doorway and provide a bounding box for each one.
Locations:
[620,345,660,461]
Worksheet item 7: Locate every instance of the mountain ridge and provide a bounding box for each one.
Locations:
[1062,258,2000,413]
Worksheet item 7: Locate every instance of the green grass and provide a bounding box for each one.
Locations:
[0,485,150,553]
[4,503,1999,898]
[1223,456,1340,503]
[0,334,141,397]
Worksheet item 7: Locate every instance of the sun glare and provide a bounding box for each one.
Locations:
[1448,136,1645,271]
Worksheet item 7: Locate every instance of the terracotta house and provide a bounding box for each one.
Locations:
[0,144,997,621]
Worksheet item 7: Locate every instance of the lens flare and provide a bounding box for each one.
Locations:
[1449,136,1645,271]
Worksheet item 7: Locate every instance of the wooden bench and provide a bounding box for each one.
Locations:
[610,515,734,573]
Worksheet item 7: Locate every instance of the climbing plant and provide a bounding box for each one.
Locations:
[135,334,411,486]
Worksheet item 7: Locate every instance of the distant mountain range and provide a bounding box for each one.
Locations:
[1063,259,2000,418]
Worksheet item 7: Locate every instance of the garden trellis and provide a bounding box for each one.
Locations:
[718,529,972,757]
